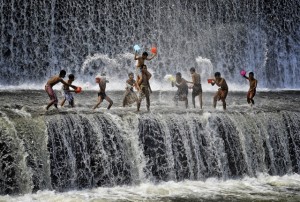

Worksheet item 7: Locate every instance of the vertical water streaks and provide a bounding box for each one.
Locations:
[0,110,35,194]
[0,1,299,88]
[46,113,132,191]
[1,109,300,194]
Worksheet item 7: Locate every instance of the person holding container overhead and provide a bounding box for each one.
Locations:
[133,45,157,88]
[93,73,113,110]
[210,72,228,110]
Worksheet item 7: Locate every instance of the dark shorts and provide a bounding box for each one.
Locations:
[98,92,106,99]
[192,84,202,96]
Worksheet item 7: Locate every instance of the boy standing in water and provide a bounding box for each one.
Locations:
[187,67,203,109]
[243,72,257,106]
[93,74,113,110]
[123,72,139,107]
[45,70,77,110]
[172,72,189,108]
[61,74,75,107]
[137,65,152,112]
[211,72,228,110]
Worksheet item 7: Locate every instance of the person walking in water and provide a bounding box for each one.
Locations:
[123,72,139,107]
[45,70,77,110]
[61,74,76,108]
[187,67,203,109]
[211,72,228,110]
[243,72,257,106]
[172,72,189,109]
[93,74,113,110]
[137,65,152,112]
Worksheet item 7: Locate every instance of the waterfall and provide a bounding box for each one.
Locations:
[1,108,300,194]
[0,1,299,88]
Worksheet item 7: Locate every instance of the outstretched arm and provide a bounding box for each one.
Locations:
[146,53,157,60]
[134,52,139,60]
[60,79,77,89]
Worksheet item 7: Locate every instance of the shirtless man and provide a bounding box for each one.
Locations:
[187,67,203,109]
[243,72,257,106]
[93,74,113,110]
[137,65,152,112]
[211,72,228,110]
[45,70,77,110]
[172,72,188,108]
[134,51,156,91]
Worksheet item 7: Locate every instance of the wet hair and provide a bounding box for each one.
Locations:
[142,52,148,57]
[69,74,75,80]
[128,72,134,77]
[59,70,66,77]
[176,72,182,77]
[214,72,221,77]
[190,67,195,72]
[249,72,254,76]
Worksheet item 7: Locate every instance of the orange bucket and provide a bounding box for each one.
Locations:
[151,47,157,54]
[207,79,213,83]
[75,87,82,94]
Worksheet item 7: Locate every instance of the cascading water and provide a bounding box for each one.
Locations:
[1,106,300,195]
[0,1,299,88]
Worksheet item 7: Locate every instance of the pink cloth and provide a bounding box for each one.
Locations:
[45,85,58,104]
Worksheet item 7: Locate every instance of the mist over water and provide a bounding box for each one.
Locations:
[0,1,299,88]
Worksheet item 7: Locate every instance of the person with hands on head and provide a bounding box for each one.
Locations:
[93,74,113,110]
[172,72,189,109]
[45,70,77,110]
[211,72,228,110]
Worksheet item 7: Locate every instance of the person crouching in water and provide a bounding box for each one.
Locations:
[137,65,152,112]
[243,72,257,106]
[93,74,113,110]
[45,70,77,110]
[211,72,228,110]
[172,72,188,109]
[123,72,139,107]
[61,74,75,107]
[187,67,203,109]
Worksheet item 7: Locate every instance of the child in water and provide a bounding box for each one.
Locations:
[45,70,77,110]
[123,72,139,107]
[172,72,189,108]
[93,74,113,110]
[211,72,228,110]
[243,72,257,106]
[61,74,75,107]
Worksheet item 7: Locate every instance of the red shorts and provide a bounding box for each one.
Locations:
[45,85,58,104]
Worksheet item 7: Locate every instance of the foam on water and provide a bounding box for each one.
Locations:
[2,174,300,202]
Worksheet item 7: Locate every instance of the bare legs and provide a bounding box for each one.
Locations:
[93,96,113,110]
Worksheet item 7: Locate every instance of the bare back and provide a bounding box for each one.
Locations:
[192,73,201,85]
[46,75,63,87]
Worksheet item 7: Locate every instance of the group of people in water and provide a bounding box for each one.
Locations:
[45,50,258,111]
